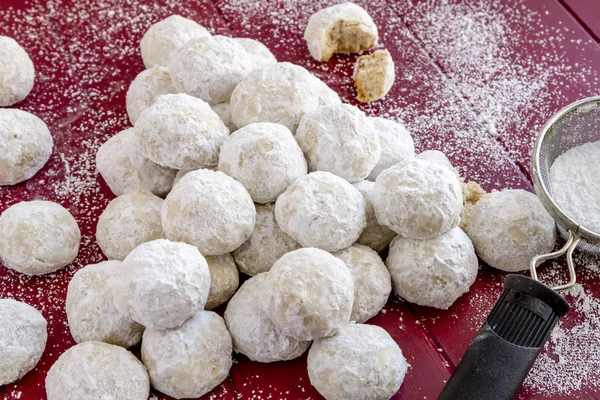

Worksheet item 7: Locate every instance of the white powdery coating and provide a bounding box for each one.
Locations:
[161,169,256,255]
[126,66,177,125]
[303,2,378,62]
[66,261,144,348]
[112,239,211,330]
[371,158,463,239]
[387,227,479,309]
[234,37,277,70]
[224,273,310,363]
[140,15,210,68]
[333,244,391,323]
[0,200,80,275]
[232,203,301,276]
[367,117,415,181]
[353,180,395,252]
[205,253,239,310]
[46,341,149,400]
[416,150,460,179]
[0,299,47,386]
[296,104,381,183]
[230,62,327,132]
[135,94,229,170]
[141,311,232,399]
[218,122,307,203]
[307,323,407,400]
[314,76,342,107]
[275,171,366,252]
[96,191,165,261]
[211,102,236,132]
[265,248,354,341]
[550,140,600,234]
[0,36,34,106]
[169,36,253,105]
[0,109,52,186]
[96,128,176,197]
[353,49,395,103]
[467,189,556,272]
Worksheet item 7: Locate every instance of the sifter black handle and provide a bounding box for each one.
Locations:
[438,275,570,400]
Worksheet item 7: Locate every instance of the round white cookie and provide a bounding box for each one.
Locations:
[387,227,479,309]
[353,180,395,252]
[234,37,277,69]
[230,62,328,132]
[142,311,232,399]
[333,244,391,323]
[225,273,310,363]
[467,189,556,272]
[265,248,354,341]
[140,15,210,68]
[354,49,395,103]
[46,341,149,400]
[314,75,342,106]
[96,128,176,197]
[0,109,52,186]
[296,103,380,182]
[232,203,301,276]
[308,323,407,400]
[204,253,239,310]
[96,191,165,261]
[126,66,177,124]
[211,102,236,132]
[367,117,414,181]
[304,3,378,62]
[0,200,80,275]
[0,299,47,386]
[162,169,256,255]
[135,93,229,170]
[66,261,144,347]
[112,239,211,330]
[371,158,463,239]
[169,35,253,105]
[0,36,34,106]
[275,171,366,252]
[218,122,307,203]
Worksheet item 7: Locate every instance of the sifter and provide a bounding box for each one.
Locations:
[439,96,600,400]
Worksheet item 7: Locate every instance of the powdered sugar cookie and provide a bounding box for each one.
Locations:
[265,248,354,341]
[211,102,236,132]
[304,3,378,62]
[367,117,414,181]
[296,103,380,182]
[387,227,479,309]
[169,35,253,105]
[112,239,210,330]
[96,128,176,197]
[0,200,80,275]
[225,273,310,363]
[0,109,52,186]
[204,253,239,310]
[353,180,395,252]
[96,191,165,261]
[275,171,366,252]
[126,66,177,124]
[66,261,144,347]
[140,15,210,68]
[308,323,407,400]
[162,169,256,255]
[371,158,463,239]
[135,94,229,170]
[0,36,34,106]
[354,49,395,103]
[142,311,232,399]
[232,203,301,276]
[46,341,149,400]
[218,122,307,203]
[234,38,277,69]
[0,299,47,386]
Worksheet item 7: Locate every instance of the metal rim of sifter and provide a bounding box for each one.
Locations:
[530,96,600,291]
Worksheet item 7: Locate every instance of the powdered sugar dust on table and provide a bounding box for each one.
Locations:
[1,0,600,399]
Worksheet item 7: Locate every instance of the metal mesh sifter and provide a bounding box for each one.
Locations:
[439,96,600,400]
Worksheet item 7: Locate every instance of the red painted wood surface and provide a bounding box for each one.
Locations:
[0,0,599,399]
[561,0,600,42]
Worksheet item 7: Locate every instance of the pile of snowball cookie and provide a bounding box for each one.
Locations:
[0,3,559,400]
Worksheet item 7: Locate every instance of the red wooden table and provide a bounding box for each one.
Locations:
[1,0,599,399]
